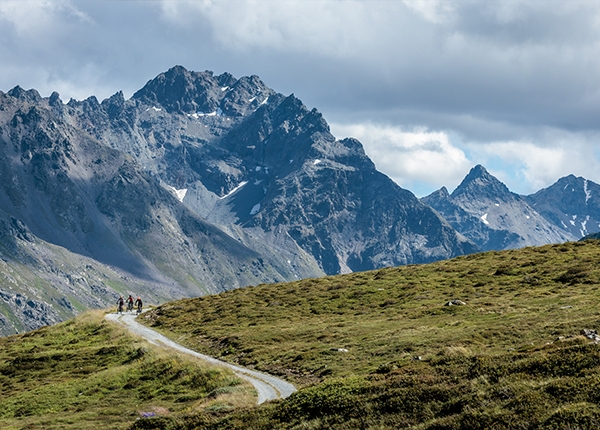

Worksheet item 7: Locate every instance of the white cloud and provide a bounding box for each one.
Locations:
[0,0,103,99]
[330,122,471,195]
[464,129,600,194]
[0,1,57,36]
[0,0,92,38]
[331,121,600,198]
[402,0,454,24]
[157,0,398,59]
[1,0,600,198]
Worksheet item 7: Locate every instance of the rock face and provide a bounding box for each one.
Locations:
[422,165,575,251]
[0,83,287,334]
[526,175,600,239]
[0,66,477,334]
[66,66,479,273]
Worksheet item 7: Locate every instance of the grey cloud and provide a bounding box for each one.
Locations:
[1,0,599,195]
[449,1,600,46]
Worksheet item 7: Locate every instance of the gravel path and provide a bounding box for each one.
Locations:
[105,311,297,404]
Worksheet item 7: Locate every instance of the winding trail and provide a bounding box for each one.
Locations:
[105,312,297,404]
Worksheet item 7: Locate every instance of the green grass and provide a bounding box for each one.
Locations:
[5,240,600,429]
[135,240,600,428]
[0,311,254,430]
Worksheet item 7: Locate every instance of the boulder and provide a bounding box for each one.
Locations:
[445,299,466,306]
[581,329,600,342]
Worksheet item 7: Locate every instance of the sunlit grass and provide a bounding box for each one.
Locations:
[137,240,600,428]
[0,310,254,429]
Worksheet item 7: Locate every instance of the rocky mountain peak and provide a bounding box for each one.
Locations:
[217,71,237,88]
[48,91,62,107]
[553,174,586,191]
[7,85,43,104]
[462,164,494,184]
[219,92,330,167]
[423,164,576,251]
[100,90,127,120]
[452,164,511,200]
[132,65,220,114]
[424,186,450,202]
[272,94,329,135]
[102,90,125,107]
[131,65,273,118]
[529,174,596,205]
[526,175,600,238]
[68,95,102,110]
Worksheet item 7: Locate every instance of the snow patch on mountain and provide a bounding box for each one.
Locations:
[220,181,248,199]
[188,108,224,118]
[174,188,187,202]
[584,179,591,203]
[481,213,489,225]
[581,216,589,236]
[164,184,188,202]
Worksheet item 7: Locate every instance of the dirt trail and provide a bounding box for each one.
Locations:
[105,312,297,404]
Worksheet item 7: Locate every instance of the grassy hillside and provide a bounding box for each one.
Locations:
[0,311,254,430]
[137,240,600,429]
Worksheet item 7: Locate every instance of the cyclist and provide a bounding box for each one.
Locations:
[134,296,143,314]
[116,295,124,314]
[126,295,134,313]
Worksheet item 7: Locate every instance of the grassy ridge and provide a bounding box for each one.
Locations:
[0,311,254,429]
[137,240,600,428]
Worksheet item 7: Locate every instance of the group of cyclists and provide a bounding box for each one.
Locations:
[116,294,143,314]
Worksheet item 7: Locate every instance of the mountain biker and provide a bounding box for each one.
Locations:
[117,295,124,314]
[134,296,143,314]
[126,295,134,312]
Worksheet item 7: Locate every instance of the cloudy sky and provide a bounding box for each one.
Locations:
[1,0,599,197]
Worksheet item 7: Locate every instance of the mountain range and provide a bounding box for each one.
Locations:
[0,66,475,334]
[0,66,598,335]
[422,165,600,252]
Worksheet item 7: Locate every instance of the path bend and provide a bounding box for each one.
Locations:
[105,312,297,404]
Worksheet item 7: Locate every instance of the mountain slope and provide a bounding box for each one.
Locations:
[5,241,600,429]
[131,239,600,429]
[0,85,283,334]
[526,174,600,239]
[422,165,575,251]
